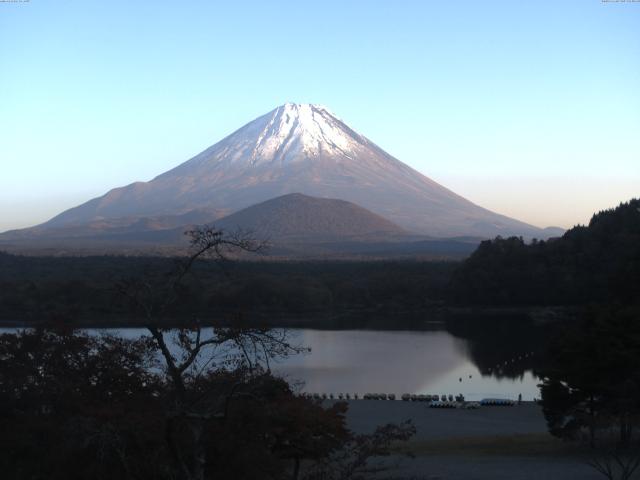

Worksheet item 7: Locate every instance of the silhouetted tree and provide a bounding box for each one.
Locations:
[449,198,640,307]
[0,328,355,480]
[538,308,640,454]
[0,328,166,479]
[0,226,416,479]
[117,226,313,480]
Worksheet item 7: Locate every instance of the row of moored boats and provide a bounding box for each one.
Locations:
[303,392,516,407]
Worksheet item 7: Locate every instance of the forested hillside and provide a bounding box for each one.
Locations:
[449,199,640,306]
[0,254,454,327]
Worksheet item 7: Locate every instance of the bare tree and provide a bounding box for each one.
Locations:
[118,226,305,480]
[588,450,640,480]
[585,424,640,480]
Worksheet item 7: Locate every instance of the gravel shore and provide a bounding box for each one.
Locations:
[344,400,548,440]
[340,401,603,479]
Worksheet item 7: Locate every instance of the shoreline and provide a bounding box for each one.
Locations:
[0,305,575,330]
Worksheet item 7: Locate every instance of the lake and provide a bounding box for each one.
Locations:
[1,327,541,401]
[276,329,540,401]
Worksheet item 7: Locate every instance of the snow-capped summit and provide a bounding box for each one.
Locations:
[251,103,357,162]
[37,103,550,238]
[179,103,365,170]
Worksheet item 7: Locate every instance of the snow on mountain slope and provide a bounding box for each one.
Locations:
[38,103,549,238]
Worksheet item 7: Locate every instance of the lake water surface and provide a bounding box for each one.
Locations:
[278,329,540,401]
[1,327,541,401]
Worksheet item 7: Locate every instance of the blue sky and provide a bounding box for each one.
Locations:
[1,0,638,231]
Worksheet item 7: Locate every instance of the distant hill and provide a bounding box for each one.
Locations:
[215,193,406,241]
[449,198,640,306]
[0,193,481,259]
[214,194,479,258]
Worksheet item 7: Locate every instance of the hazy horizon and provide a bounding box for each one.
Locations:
[1,1,638,232]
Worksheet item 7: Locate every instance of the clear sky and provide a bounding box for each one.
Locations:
[1,0,638,232]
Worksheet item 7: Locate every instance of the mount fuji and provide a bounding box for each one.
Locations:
[6,103,560,244]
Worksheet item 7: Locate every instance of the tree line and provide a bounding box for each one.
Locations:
[448,199,640,307]
[0,252,455,327]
